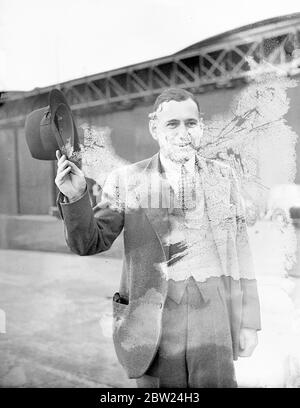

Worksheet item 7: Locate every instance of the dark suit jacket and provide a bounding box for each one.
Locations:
[57,152,261,379]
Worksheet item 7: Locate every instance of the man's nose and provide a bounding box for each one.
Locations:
[176,123,189,138]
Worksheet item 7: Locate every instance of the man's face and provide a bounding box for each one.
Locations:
[150,98,203,163]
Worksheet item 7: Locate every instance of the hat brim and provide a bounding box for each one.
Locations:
[49,89,80,160]
[50,103,75,157]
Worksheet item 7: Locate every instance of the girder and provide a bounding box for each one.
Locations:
[1,18,300,127]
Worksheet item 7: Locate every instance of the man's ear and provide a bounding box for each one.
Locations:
[149,119,158,141]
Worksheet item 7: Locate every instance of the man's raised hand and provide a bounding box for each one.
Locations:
[55,150,87,202]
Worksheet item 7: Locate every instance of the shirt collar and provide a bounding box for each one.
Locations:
[159,152,196,175]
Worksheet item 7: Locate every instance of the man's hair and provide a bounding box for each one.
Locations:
[152,88,201,115]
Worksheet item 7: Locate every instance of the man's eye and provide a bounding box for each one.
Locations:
[186,121,198,127]
[167,122,178,128]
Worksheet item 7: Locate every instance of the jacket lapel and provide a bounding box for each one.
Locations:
[135,153,170,261]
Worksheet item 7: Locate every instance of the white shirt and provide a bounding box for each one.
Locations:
[159,154,223,283]
[159,153,196,196]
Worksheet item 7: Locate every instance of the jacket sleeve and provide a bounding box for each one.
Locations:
[56,169,125,256]
[230,167,262,331]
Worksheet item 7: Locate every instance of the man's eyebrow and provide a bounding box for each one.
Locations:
[165,119,180,123]
[164,117,200,124]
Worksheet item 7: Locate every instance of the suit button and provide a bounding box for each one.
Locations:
[159,303,163,309]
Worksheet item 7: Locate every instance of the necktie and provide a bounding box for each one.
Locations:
[178,164,196,211]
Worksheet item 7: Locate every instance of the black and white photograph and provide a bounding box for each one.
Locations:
[1,0,300,392]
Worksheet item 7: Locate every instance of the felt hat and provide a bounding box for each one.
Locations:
[25,89,81,161]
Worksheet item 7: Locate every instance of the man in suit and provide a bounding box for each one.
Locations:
[55,88,261,388]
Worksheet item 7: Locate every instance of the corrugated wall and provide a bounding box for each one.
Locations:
[0,126,56,215]
[16,127,55,214]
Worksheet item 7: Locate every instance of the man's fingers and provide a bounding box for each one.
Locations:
[56,152,81,177]
[58,159,81,174]
[57,160,70,172]
[57,158,81,173]
[56,166,71,183]
[68,161,82,175]
[57,153,67,166]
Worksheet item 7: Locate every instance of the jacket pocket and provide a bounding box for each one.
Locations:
[112,293,129,321]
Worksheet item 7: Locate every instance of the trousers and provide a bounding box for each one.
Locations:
[136,276,237,388]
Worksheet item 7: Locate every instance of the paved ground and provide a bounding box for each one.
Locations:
[0,249,136,388]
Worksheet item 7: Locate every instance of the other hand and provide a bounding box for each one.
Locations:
[238,328,258,357]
